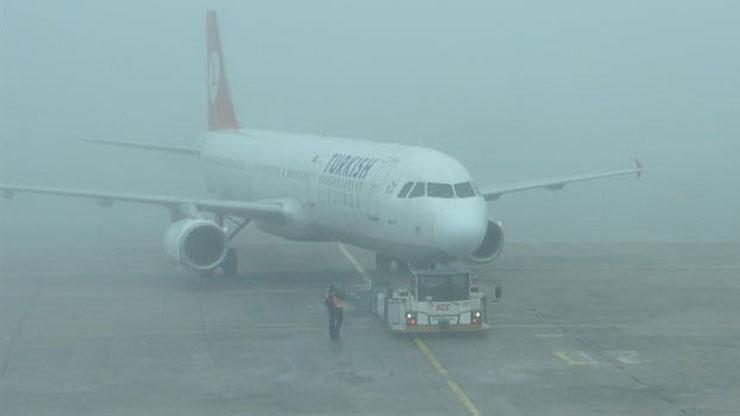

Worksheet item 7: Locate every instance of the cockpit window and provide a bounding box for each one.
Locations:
[408,182,425,198]
[427,182,454,198]
[454,182,476,198]
[401,181,476,199]
[397,182,414,198]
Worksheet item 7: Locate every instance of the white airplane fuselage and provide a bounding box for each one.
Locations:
[0,10,642,275]
[201,129,488,264]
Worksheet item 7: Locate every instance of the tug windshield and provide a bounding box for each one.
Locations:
[417,273,470,302]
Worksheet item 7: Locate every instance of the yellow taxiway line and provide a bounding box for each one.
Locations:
[337,244,482,416]
[413,338,482,416]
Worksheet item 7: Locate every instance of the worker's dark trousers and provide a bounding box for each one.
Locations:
[328,307,344,338]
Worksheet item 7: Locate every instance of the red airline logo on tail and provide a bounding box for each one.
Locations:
[207,11,239,132]
[208,51,221,103]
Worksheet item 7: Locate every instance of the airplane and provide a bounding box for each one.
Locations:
[0,11,643,276]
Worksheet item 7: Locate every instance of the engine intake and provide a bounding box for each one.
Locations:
[164,219,227,271]
[469,219,505,263]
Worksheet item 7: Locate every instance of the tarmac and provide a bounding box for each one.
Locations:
[1,236,739,415]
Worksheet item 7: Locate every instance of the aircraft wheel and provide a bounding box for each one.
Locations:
[222,248,237,277]
[376,253,391,272]
[394,259,410,272]
[411,261,435,270]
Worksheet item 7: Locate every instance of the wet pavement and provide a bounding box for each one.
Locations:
[1,237,739,415]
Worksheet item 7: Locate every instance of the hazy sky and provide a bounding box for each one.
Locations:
[2,0,739,242]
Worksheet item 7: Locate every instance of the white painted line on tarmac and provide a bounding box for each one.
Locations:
[604,350,645,365]
[555,350,599,366]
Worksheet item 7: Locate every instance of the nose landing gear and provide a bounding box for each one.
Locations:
[375,253,410,273]
[376,253,392,272]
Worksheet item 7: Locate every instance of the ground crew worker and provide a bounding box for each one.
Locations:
[325,281,346,338]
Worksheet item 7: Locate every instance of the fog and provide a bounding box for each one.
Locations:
[2,0,739,243]
[4,3,740,415]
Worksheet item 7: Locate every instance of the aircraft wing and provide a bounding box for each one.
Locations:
[479,159,643,201]
[0,184,285,221]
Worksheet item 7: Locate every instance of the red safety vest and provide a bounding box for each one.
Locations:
[327,293,344,309]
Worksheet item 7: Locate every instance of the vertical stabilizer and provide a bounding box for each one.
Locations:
[207,10,239,131]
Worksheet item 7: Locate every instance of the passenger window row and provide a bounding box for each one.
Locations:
[397,181,477,199]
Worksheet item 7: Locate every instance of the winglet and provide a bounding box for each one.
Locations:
[207,10,240,131]
[635,158,644,179]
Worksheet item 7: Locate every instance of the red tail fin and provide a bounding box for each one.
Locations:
[207,10,239,131]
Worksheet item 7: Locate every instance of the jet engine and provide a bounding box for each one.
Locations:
[164,219,227,272]
[469,219,505,263]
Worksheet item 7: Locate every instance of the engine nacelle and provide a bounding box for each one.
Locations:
[164,219,227,272]
[469,219,505,264]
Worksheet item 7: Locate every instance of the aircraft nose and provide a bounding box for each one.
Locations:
[433,203,487,258]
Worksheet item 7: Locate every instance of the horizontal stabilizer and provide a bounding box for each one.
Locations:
[83,139,200,155]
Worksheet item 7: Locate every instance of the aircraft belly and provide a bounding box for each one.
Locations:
[310,219,449,263]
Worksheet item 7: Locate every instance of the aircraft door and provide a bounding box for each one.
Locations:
[364,159,398,226]
[307,154,329,212]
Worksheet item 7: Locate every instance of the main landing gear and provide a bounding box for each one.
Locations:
[375,253,410,273]
[201,247,237,278]
[222,248,237,277]
[209,215,251,277]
